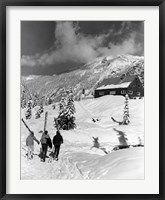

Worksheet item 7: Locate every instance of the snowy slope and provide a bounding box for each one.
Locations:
[21,54,144,101]
[21,95,144,180]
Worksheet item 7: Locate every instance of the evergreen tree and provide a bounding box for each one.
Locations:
[65,89,76,129]
[27,100,32,109]
[35,103,44,119]
[138,136,142,145]
[122,94,130,125]
[25,107,32,119]
[59,96,67,116]
[35,110,40,119]
[21,98,26,109]
[54,89,76,130]
[21,91,26,109]
[32,96,37,108]
[54,117,59,130]
[39,104,44,114]
[47,97,53,105]
[102,57,107,64]
[66,89,76,116]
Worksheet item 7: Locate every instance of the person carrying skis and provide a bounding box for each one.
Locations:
[40,130,51,162]
[26,131,40,159]
[52,130,63,161]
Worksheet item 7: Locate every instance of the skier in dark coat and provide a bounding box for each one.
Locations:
[40,130,51,162]
[52,130,63,161]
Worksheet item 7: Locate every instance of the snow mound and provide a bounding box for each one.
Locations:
[70,147,144,179]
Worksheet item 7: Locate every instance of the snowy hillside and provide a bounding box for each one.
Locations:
[21,54,144,102]
[21,95,144,180]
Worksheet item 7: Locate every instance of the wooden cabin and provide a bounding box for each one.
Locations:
[94,75,144,98]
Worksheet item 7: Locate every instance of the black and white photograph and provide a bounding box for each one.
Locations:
[21,21,144,180]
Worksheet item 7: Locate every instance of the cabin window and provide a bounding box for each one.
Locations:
[121,90,126,94]
[109,91,116,95]
[99,91,105,96]
[128,90,133,94]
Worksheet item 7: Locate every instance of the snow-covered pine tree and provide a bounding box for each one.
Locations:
[27,100,32,109]
[54,89,76,130]
[35,110,40,119]
[32,96,37,108]
[138,136,142,146]
[54,117,59,130]
[21,91,26,109]
[102,57,107,64]
[47,97,53,105]
[59,96,67,116]
[53,93,67,130]
[122,94,130,125]
[25,107,32,119]
[65,89,76,129]
[39,103,44,114]
[21,98,26,109]
[35,102,44,119]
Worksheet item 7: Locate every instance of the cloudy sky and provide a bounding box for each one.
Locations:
[21,21,144,76]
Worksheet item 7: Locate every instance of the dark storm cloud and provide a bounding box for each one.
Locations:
[21,21,144,75]
[21,21,55,56]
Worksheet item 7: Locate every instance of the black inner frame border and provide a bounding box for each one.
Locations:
[0,0,164,199]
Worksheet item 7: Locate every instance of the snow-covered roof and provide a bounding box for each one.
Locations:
[96,75,137,90]
[97,82,131,90]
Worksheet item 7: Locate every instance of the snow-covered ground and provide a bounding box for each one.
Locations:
[21,95,144,180]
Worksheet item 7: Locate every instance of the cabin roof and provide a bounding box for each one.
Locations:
[96,75,137,90]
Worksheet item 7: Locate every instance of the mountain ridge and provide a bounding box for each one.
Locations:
[21,54,144,103]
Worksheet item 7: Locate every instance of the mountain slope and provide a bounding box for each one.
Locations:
[22,54,144,102]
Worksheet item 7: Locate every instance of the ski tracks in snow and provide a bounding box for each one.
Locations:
[21,145,87,180]
[48,149,86,179]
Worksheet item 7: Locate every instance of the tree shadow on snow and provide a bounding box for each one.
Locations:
[91,137,108,154]
[113,128,130,151]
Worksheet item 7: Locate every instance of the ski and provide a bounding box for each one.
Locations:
[43,111,48,132]
[111,117,123,125]
[21,118,32,132]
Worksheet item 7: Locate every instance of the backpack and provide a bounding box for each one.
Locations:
[47,137,52,149]
[40,134,47,144]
